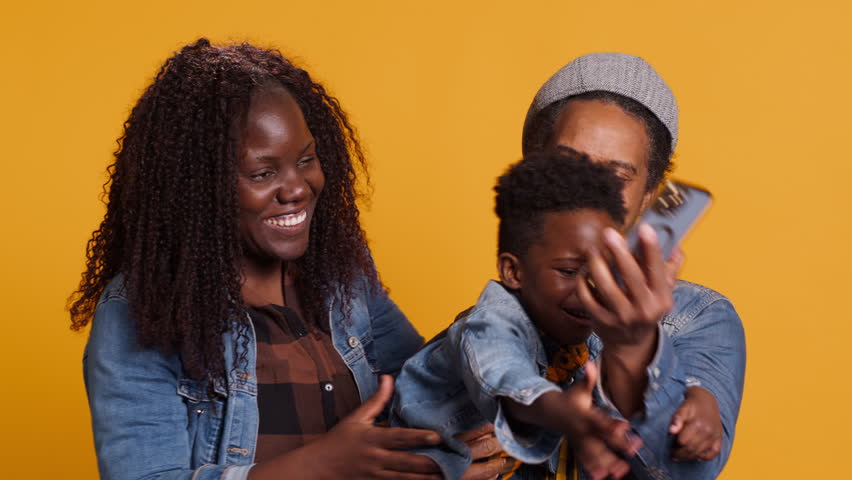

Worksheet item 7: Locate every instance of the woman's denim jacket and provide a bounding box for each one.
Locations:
[391,280,745,480]
[83,274,424,480]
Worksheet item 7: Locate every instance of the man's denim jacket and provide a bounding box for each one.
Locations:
[83,274,424,480]
[391,280,745,480]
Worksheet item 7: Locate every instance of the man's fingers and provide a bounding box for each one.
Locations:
[698,439,722,461]
[669,401,692,434]
[673,419,718,461]
[461,456,518,480]
[454,423,495,443]
[465,433,502,460]
[669,413,685,434]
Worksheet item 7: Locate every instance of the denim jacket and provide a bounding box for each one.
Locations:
[83,274,424,480]
[391,280,745,480]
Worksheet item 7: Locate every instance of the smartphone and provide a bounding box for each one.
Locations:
[625,179,713,261]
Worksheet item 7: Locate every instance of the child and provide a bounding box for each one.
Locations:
[392,150,650,480]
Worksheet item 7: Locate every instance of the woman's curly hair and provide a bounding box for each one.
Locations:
[68,38,377,383]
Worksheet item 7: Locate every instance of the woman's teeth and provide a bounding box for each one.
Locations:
[265,210,307,227]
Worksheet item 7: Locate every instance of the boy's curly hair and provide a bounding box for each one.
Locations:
[495,149,627,257]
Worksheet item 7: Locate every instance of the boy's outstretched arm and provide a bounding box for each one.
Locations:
[500,362,642,480]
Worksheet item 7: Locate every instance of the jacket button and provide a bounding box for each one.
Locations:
[348,336,360,348]
[324,383,334,392]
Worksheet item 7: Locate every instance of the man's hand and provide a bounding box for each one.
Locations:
[456,424,519,480]
[669,387,723,461]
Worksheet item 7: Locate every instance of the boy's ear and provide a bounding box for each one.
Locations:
[498,252,523,290]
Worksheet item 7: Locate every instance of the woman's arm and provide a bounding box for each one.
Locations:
[85,296,244,480]
[86,295,442,480]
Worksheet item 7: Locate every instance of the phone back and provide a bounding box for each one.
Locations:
[625,180,713,260]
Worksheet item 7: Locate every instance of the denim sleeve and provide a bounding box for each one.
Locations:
[83,297,253,480]
[366,285,424,378]
[667,297,746,476]
[594,299,746,480]
[452,306,562,464]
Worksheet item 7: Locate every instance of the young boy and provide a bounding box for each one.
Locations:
[392,150,653,480]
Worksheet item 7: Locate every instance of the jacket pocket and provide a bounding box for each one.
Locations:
[177,378,226,467]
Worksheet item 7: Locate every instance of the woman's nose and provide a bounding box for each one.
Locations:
[274,170,308,204]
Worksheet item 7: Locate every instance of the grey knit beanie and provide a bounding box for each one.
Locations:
[523,52,679,151]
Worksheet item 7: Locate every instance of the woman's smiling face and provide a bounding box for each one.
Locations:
[236,86,325,265]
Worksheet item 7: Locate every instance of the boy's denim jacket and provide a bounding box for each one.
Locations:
[83,274,424,480]
[391,280,745,480]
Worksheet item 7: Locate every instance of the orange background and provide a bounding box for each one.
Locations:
[2,1,850,477]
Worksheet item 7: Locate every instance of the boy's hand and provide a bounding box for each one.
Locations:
[563,362,641,478]
[669,387,723,461]
[501,362,641,478]
[575,435,632,480]
[578,225,672,352]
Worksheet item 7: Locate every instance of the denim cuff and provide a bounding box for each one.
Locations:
[492,375,562,406]
[493,399,563,464]
[594,324,687,421]
[191,464,253,480]
[221,465,253,480]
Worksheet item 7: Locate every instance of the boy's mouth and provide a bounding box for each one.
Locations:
[563,308,593,325]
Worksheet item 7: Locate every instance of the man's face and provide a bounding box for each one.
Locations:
[548,99,654,228]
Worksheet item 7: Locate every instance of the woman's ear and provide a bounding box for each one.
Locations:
[498,252,523,290]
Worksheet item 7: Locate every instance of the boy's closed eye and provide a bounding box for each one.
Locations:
[556,268,580,278]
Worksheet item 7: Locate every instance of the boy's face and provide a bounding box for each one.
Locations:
[501,209,616,346]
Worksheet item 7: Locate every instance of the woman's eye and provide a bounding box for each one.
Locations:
[250,171,274,181]
[297,155,316,167]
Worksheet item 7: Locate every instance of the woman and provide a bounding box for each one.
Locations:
[70,39,508,480]
[519,52,746,479]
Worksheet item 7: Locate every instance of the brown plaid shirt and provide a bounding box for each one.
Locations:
[248,304,361,462]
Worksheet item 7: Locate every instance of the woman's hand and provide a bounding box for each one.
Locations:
[669,387,723,461]
[455,424,519,480]
[318,375,443,479]
[252,375,443,480]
